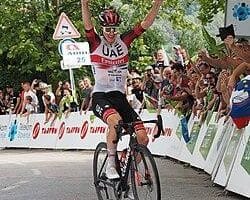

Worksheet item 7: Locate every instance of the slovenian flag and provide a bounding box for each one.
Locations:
[230,75,250,129]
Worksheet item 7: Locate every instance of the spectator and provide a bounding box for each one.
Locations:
[80,77,93,114]
[173,45,184,66]
[16,82,25,114]
[21,81,38,114]
[21,95,35,117]
[161,67,174,96]
[56,81,72,104]
[5,85,20,114]
[77,79,85,100]
[151,75,163,100]
[44,94,59,126]
[127,77,142,110]
[31,79,45,113]
[197,62,211,77]
[141,66,155,96]
[152,49,169,74]
[0,89,6,115]
[41,83,56,107]
[59,88,78,118]
[131,75,144,103]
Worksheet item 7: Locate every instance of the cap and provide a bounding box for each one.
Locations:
[216,24,235,41]
[145,66,153,71]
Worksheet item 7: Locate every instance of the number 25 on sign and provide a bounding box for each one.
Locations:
[62,42,91,66]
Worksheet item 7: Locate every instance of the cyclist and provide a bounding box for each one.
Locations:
[81,0,163,180]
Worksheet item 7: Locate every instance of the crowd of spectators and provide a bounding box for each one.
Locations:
[126,34,249,129]
[0,30,249,129]
[0,77,93,126]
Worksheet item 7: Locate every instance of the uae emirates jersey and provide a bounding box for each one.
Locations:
[85,24,145,93]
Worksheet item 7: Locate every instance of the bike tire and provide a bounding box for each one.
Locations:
[130,144,161,200]
[93,142,111,200]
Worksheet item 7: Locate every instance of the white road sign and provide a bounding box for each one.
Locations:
[60,60,81,70]
[62,42,91,66]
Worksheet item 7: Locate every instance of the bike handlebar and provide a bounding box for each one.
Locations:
[114,115,164,143]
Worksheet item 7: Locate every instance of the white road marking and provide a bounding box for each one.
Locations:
[1,180,29,191]
[31,168,41,176]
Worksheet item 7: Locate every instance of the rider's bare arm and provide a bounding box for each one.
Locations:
[141,0,163,30]
[81,0,101,52]
[81,0,93,31]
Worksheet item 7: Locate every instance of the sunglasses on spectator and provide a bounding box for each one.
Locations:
[103,27,119,33]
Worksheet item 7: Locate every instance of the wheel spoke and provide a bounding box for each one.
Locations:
[130,145,161,200]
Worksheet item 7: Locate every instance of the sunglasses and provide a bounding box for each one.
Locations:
[103,27,118,33]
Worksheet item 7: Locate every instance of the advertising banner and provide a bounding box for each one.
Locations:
[213,127,243,187]
[55,112,106,149]
[147,110,182,158]
[191,113,218,169]
[204,117,228,175]
[211,120,235,180]
[0,115,11,148]
[4,115,35,148]
[226,125,250,198]
[177,116,200,164]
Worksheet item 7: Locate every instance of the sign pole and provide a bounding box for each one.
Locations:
[69,67,75,93]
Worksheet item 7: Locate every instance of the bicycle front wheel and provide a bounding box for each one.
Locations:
[93,142,115,200]
[131,144,161,200]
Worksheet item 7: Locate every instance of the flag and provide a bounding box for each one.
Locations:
[180,116,190,143]
[230,75,250,129]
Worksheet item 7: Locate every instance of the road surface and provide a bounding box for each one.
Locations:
[0,149,247,200]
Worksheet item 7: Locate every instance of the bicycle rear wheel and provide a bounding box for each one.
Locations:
[130,144,161,200]
[93,142,116,200]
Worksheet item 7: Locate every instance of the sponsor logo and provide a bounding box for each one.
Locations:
[32,120,107,140]
[32,123,40,139]
[58,122,66,139]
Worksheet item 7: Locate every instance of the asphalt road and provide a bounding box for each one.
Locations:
[0,149,247,200]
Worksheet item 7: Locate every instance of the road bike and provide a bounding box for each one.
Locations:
[93,115,163,200]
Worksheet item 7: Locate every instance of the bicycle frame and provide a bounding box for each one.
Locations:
[95,115,164,199]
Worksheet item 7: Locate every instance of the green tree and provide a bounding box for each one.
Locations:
[0,0,226,89]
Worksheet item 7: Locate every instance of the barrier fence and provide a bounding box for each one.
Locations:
[0,110,249,198]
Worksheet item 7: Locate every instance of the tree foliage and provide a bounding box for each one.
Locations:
[0,0,225,89]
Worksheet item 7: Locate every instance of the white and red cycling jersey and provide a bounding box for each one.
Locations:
[85,24,145,93]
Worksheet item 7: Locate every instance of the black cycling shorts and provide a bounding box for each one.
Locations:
[91,91,141,123]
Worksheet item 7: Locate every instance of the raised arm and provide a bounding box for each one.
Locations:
[81,0,94,31]
[198,50,243,70]
[228,62,250,92]
[141,0,163,30]
[224,36,250,63]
